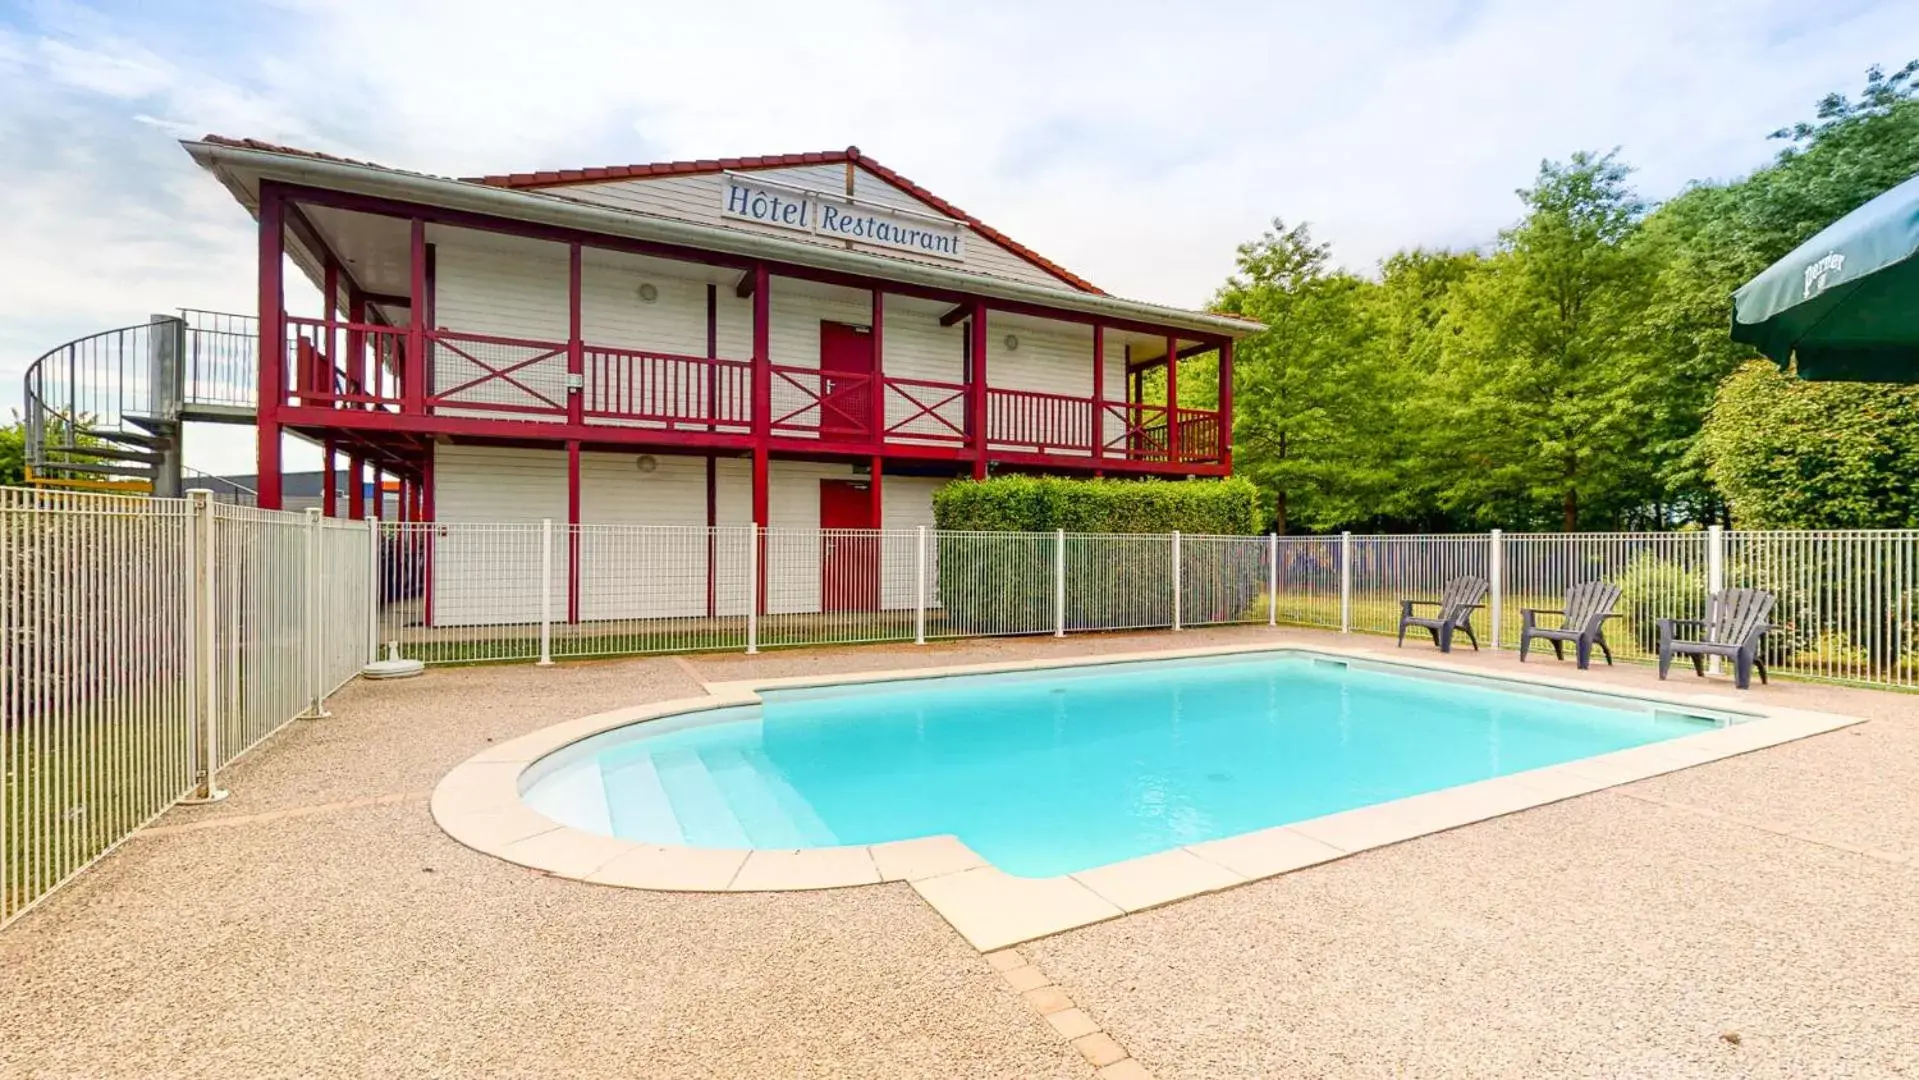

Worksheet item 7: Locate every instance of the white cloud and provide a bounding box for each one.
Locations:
[0,0,1909,471]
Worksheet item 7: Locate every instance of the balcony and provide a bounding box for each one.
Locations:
[281,315,1227,471]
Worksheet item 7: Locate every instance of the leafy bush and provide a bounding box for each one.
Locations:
[1615,552,1705,652]
[931,477,1262,631]
[1702,360,1919,528]
[933,475,1261,535]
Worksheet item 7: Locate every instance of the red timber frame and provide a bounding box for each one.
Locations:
[252,180,1235,525]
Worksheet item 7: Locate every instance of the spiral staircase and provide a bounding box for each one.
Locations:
[21,311,260,496]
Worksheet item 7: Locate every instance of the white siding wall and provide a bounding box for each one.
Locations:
[428,444,568,626]
[553,163,1075,291]
[428,445,947,623]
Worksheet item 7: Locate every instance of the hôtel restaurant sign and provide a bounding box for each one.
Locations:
[721,172,965,261]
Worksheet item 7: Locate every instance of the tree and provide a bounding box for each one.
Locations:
[1,416,27,487]
[1434,151,1656,531]
[1212,221,1394,533]
[1211,62,1919,534]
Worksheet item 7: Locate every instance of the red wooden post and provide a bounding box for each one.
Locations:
[421,449,434,521]
[1218,339,1234,470]
[347,455,364,520]
[751,447,768,616]
[346,288,366,404]
[405,218,426,416]
[750,263,771,527]
[322,439,337,517]
[869,455,883,527]
[421,450,437,627]
[970,301,988,480]
[705,283,718,431]
[705,454,717,618]
[869,289,885,441]
[1090,324,1105,460]
[567,242,584,425]
[567,439,581,623]
[1164,334,1180,465]
[256,184,285,510]
[321,258,338,400]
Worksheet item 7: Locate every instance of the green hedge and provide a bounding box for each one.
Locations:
[932,476,1261,535]
[931,477,1263,632]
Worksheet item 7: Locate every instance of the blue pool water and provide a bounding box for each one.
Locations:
[521,652,1717,877]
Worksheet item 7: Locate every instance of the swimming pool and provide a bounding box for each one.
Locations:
[520,652,1720,877]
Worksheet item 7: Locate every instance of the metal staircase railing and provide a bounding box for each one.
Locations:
[22,311,258,495]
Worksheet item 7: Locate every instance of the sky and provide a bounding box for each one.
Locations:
[0,0,1912,473]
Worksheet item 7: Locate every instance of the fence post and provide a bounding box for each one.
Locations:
[1339,531,1352,634]
[147,314,185,498]
[746,524,760,655]
[1267,532,1279,627]
[914,525,927,645]
[1171,530,1182,631]
[1054,528,1067,637]
[538,518,554,666]
[1707,524,1725,675]
[300,507,330,718]
[366,516,381,664]
[1488,528,1503,652]
[183,490,227,804]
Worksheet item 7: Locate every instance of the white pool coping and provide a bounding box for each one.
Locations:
[429,640,1869,951]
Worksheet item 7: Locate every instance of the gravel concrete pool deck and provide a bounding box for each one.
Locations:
[4,625,1916,1079]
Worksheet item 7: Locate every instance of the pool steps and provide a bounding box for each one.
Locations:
[601,755,682,844]
[613,747,837,849]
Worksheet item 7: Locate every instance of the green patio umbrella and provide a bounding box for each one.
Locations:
[1732,170,1919,381]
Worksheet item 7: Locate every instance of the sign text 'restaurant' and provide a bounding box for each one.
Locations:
[722,176,964,261]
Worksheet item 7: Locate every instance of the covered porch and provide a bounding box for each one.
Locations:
[256,182,1237,516]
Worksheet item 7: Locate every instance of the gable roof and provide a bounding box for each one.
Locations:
[461,147,1103,295]
[188,136,1264,338]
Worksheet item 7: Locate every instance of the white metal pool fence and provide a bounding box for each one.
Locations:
[5,486,1919,926]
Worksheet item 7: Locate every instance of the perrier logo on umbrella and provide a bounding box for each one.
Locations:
[1801,251,1846,299]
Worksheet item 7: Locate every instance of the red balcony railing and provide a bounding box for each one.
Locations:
[769,364,873,440]
[428,329,569,416]
[586,346,751,431]
[882,376,969,443]
[286,316,405,409]
[279,318,1221,466]
[987,388,1093,453]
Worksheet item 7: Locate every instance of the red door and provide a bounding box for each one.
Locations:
[820,479,879,612]
[818,322,874,441]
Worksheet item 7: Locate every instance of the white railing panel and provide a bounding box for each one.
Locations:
[1272,536,1344,629]
[209,503,308,764]
[558,525,755,657]
[1498,532,1710,662]
[1064,533,1174,632]
[1180,533,1272,628]
[759,528,921,648]
[319,518,374,691]
[383,521,545,665]
[1727,529,1919,688]
[1346,535,1493,639]
[927,531,1055,640]
[2,489,194,926]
